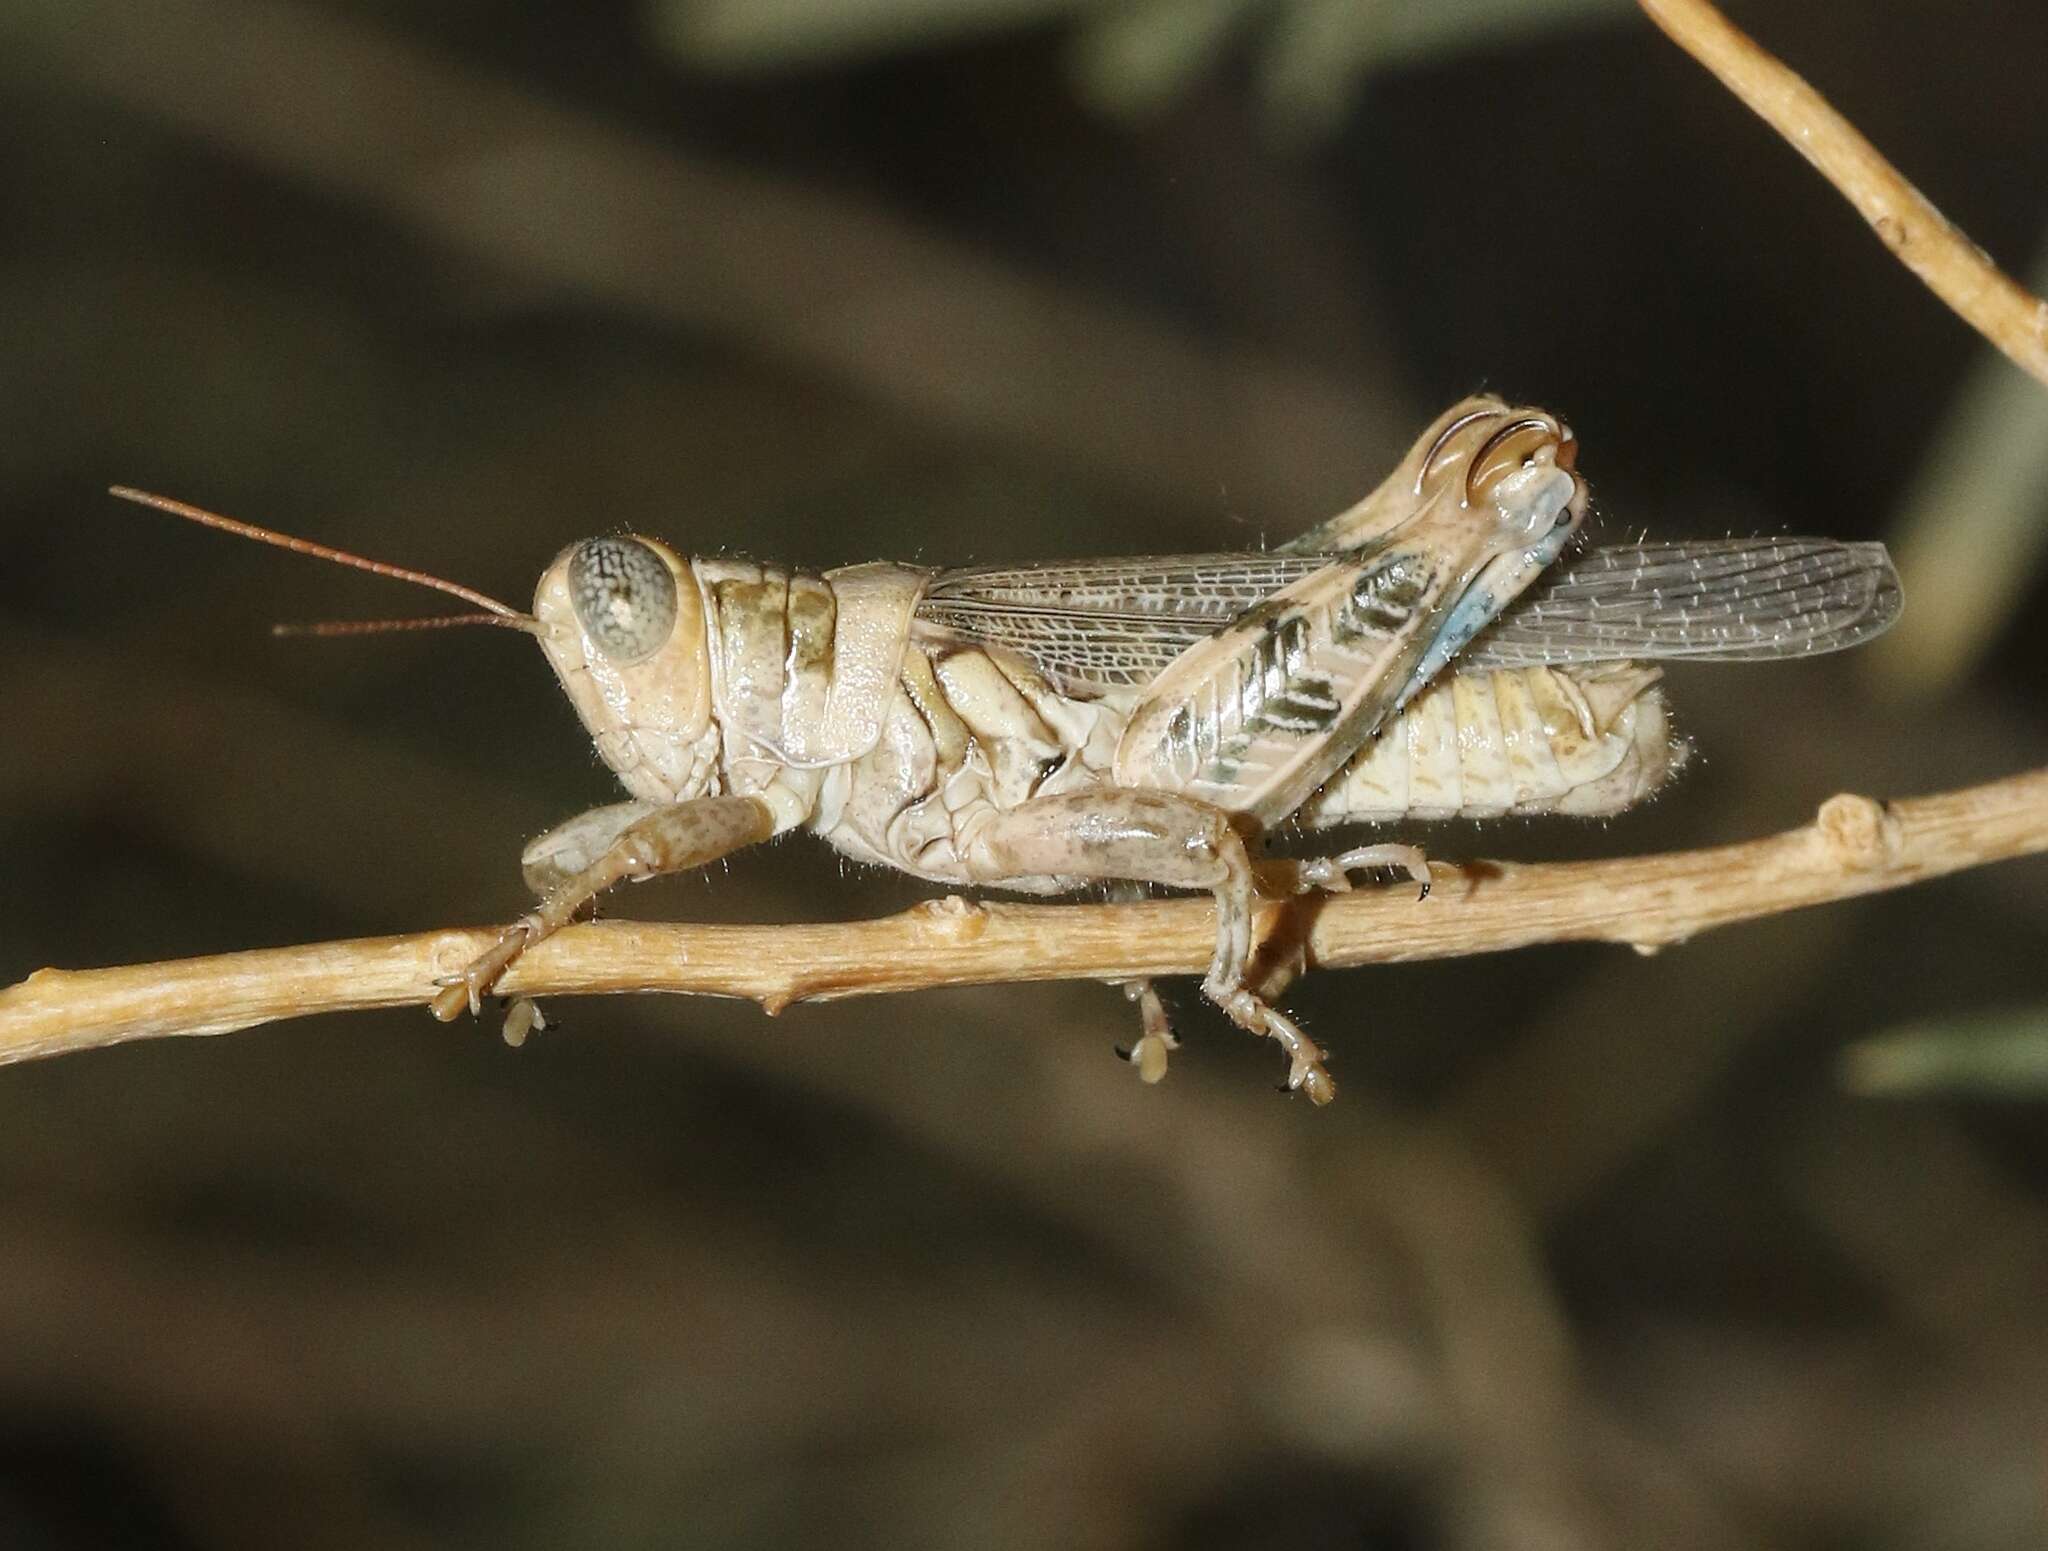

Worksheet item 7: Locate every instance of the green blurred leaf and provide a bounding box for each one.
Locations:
[646,0,1632,138]
[1841,1006,2048,1098]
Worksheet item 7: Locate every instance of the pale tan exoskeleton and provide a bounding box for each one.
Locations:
[111,396,1901,1104]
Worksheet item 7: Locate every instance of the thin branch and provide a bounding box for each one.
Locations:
[1638,0,2048,389]
[4,770,2043,1067]
[3,0,2041,1088]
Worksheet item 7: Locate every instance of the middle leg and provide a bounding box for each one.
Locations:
[961,789,1337,1103]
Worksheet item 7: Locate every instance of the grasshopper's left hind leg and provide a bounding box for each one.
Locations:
[962,790,1336,1104]
[431,794,776,1024]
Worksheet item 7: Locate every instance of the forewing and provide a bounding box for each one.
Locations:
[917,537,1902,692]
[917,553,1324,694]
[1460,538,1901,668]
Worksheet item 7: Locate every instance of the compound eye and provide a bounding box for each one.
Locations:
[567,537,678,664]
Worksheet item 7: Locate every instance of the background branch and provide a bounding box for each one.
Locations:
[1639,0,2048,388]
[6,769,2043,1068]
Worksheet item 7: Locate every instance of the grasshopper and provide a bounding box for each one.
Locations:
[113,396,1900,1103]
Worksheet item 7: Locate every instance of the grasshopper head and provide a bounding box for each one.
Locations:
[100,488,720,802]
[533,536,718,802]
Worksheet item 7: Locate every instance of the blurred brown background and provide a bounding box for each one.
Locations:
[2,1,2045,1546]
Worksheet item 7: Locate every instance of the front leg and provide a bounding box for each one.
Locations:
[431,794,777,1023]
[961,790,1337,1104]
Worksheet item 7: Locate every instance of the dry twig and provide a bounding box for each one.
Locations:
[4,772,2043,1065]
[1638,0,2048,389]
[5,0,2045,1080]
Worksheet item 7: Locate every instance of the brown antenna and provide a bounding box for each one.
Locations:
[107,486,537,630]
[272,613,538,638]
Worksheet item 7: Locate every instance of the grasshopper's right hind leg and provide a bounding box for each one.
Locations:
[431,794,776,1023]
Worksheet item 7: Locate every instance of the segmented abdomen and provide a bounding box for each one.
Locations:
[1295,662,1681,826]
